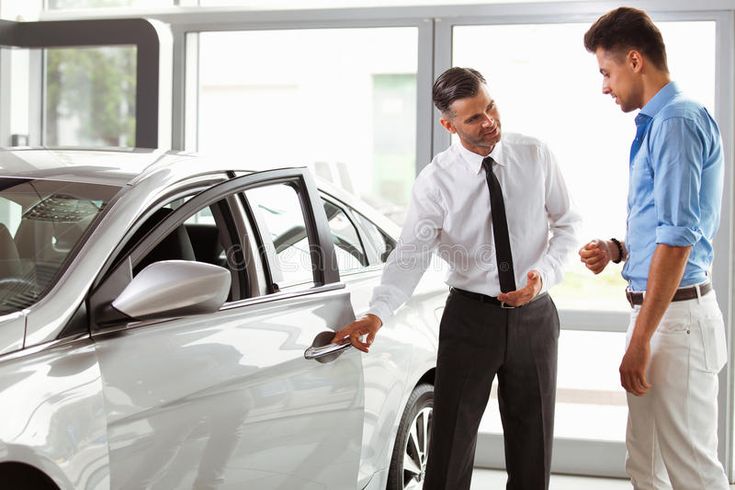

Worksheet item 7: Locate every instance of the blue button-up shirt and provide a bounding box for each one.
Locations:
[624,82,724,291]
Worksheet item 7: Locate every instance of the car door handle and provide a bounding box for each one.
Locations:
[304,331,352,363]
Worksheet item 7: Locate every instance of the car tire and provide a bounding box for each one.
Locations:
[387,383,434,490]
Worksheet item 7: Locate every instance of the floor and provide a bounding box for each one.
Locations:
[471,469,735,489]
[471,469,627,489]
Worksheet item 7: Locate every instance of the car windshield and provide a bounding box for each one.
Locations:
[0,178,121,315]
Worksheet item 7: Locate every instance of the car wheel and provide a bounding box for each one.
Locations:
[387,383,433,490]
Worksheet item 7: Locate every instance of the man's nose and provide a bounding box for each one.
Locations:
[602,82,611,94]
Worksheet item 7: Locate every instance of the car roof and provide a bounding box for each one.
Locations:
[0,147,400,235]
[0,147,189,186]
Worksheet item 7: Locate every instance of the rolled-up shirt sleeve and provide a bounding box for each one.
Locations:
[650,117,704,247]
[367,171,444,323]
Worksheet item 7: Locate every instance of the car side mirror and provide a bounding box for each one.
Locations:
[108,260,231,323]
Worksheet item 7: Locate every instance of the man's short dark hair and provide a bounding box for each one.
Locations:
[584,7,668,72]
[432,67,486,116]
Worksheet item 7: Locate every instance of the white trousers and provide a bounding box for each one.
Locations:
[625,290,729,490]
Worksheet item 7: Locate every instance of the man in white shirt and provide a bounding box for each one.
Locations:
[332,67,580,490]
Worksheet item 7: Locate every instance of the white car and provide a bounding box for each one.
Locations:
[0,148,447,490]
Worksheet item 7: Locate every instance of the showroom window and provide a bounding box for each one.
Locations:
[189,27,418,225]
[45,46,137,147]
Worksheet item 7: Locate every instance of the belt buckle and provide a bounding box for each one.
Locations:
[500,301,516,309]
[625,289,644,307]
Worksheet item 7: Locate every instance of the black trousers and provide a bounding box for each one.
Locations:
[423,289,559,490]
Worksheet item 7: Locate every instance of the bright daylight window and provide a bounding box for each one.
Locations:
[45,46,137,147]
[193,27,418,225]
[453,21,716,442]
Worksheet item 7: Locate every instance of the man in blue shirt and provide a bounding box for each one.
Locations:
[580,7,729,489]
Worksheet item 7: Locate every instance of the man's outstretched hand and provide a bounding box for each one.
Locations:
[331,314,383,353]
[497,270,542,307]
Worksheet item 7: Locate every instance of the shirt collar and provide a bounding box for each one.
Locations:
[640,81,680,120]
[455,138,507,175]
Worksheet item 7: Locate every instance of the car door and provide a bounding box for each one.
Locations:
[320,196,445,488]
[89,168,364,489]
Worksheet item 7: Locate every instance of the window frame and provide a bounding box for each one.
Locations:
[235,173,340,295]
[90,168,340,331]
[0,17,171,148]
[172,19,432,171]
[97,181,249,309]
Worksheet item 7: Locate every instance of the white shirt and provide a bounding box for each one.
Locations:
[368,133,581,323]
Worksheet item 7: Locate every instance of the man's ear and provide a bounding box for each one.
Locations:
[627,49,644,73]
[439,117,456,134]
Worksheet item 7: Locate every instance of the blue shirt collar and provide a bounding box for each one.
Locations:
[640,81,680,119]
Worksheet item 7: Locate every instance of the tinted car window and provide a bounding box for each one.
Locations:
[352,212,396,264]
[322,199,368,273]
[0,178,120,315]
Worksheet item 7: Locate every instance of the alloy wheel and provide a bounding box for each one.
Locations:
[402,406,432,489]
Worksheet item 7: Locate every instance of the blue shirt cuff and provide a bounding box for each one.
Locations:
[656,225,701,246]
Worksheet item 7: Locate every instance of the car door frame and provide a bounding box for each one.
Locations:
[89,167,340,329]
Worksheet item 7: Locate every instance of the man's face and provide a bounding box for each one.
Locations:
[440,84,502,155]
[595,47,644,113]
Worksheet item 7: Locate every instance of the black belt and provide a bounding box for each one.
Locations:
[451,287,546,309]
[626,282,712,307]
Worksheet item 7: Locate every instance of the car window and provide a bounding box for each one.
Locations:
[352,212,396,264]
[244,183,315,291]
[0,178,120,315]
[322,198,368,273]
[128,197,245,302]
[185,206,215,225]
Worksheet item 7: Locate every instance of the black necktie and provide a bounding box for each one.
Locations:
[482,156,516,293]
